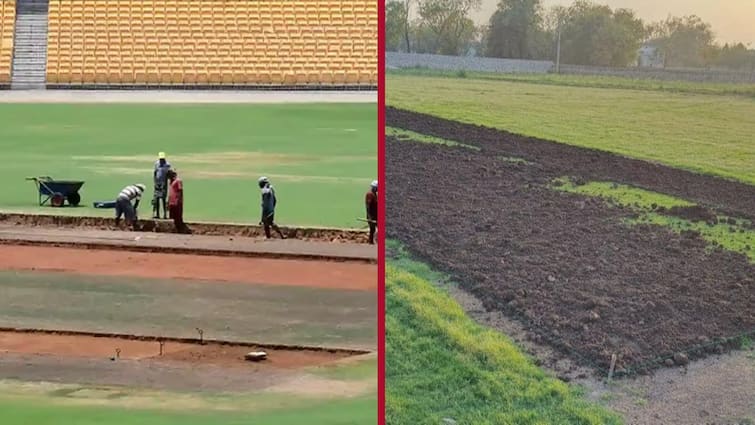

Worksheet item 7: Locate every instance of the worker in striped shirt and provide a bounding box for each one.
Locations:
[115,183,146,230]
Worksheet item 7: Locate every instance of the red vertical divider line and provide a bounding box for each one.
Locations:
[377,0,386,423]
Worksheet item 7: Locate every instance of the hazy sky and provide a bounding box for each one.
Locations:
[471,0,755,46]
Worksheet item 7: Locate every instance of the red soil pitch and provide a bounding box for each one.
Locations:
[0,245,376,291]
[0,331,347,369]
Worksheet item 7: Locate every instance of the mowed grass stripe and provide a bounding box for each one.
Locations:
[387,74,755,185]
[0,103,377,228]
[0,394,377,425]
[0,270,376,349]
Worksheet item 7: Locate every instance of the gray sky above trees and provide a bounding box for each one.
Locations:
[472,0,755,45]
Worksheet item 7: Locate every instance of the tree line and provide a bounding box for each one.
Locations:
[385,0,755,70]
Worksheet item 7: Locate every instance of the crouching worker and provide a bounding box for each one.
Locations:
[115,183,146,231]
[258,176,286,239]
[167,169,191,234]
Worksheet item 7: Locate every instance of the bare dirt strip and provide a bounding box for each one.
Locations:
[0,245,376,291]
[0,213,370,244]
[0,224,377,263]
[0,331,347,368]
[386,107,755,375]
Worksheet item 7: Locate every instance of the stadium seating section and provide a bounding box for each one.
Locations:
[46,0,378,86]
[0,0,14,84]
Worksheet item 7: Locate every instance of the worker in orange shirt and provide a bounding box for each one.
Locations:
[167,169,191,234]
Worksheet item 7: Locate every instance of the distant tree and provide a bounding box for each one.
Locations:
[416,0,482,55]
[557,0,645,67]
[386,1,407,52]
[605,8,646,66]
[485,0,544,59]
[713,43,755,70]
[648,15,715,67]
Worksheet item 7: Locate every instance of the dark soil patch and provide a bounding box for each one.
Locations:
[387,107,755,220]
[386,108,755,375]
[658,205,718,223]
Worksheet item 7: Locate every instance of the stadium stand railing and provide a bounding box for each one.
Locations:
[0,0,15,86]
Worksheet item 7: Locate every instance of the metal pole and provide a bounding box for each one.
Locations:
[556,27,562,74]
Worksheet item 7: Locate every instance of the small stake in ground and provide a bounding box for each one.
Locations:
[196,328,204,345]
[110,348,122,361]
[607,353,617,382]
[159,340,165,356]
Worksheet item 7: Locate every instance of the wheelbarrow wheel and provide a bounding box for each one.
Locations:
[51,193,65,207]
[67,192,81,207]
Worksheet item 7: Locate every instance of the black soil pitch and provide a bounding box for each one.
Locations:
[386,107,755,375]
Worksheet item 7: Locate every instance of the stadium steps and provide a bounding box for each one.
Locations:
[10,0,48,90]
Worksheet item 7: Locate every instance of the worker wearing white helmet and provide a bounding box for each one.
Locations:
[115,183,146,230]
[365,180,378,244]
[258,176,286,239]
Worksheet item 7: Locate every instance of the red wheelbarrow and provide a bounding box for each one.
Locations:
[26,176,85,207]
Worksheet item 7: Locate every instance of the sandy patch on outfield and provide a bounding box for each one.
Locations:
[264,374,375,398]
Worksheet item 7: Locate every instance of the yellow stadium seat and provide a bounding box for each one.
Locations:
[132,69,146,84]
[255,70,270,85]
[206,67,220,84]
[231,69,247,85]
[71,68,84,84]
[183,68,197,84]
[42,0,376,87]
[332,71,346,85]
[145,68,158,84]
[318,71,333,84]
[123,68,137,84]
[346,71,360,85]
[195,69,208,84]
[170,68,183,84]
[159,69,172,84]
[81,66,97,84]
[56,68,70,84]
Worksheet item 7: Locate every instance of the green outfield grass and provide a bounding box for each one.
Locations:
[386,241,622,425]
[0,103,376,228]
[0,387,376,425]
[387,74,755,185]
[0,397,374,425]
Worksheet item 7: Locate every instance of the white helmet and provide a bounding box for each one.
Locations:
[371,180,378,189]
[135,183,146,192]
[258,176,269,188]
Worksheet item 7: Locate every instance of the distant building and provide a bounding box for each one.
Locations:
[638,43,664,68]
